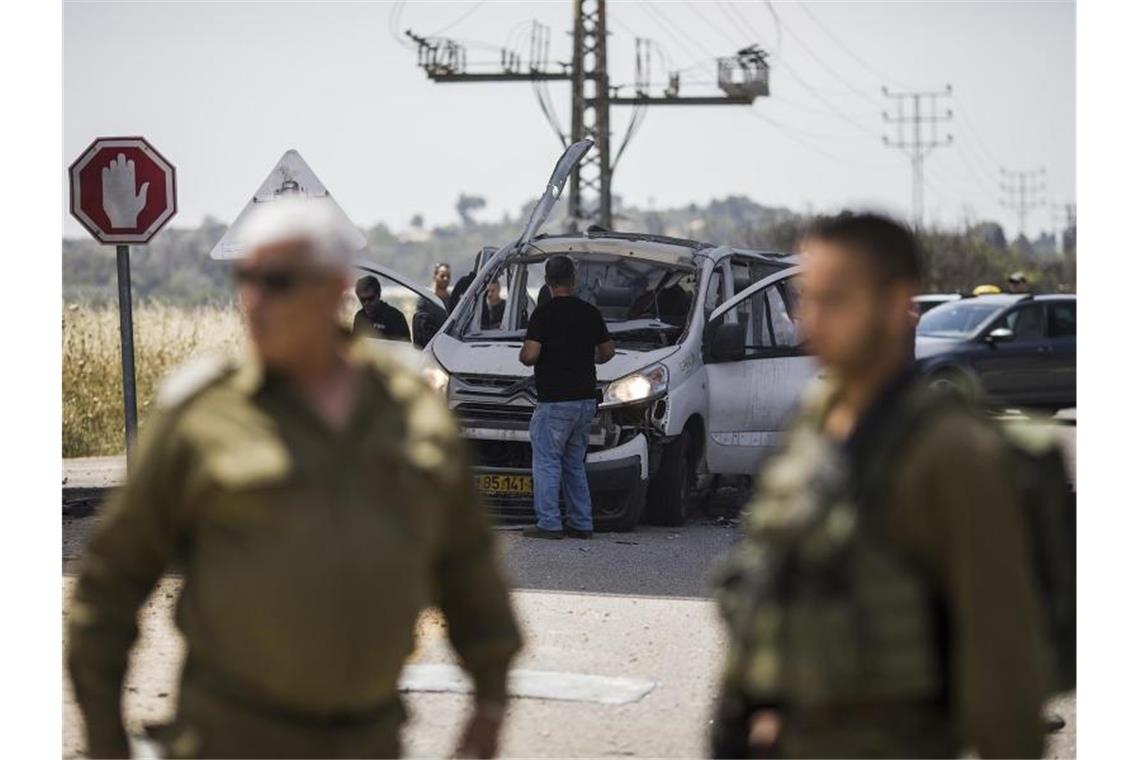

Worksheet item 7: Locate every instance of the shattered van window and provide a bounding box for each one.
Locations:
[459,253,694,350]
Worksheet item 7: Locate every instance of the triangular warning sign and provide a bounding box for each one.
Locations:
[209,149,367,260]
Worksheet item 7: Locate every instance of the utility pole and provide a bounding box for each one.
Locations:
[405,0,770,229]
[1052,201,1075,255]
[882,85,953,227]
[1051,202,1067,255]
[568,0,611,226]
[999,167,1047,238]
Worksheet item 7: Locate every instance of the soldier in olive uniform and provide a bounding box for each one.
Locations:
[712,213,1053,758]
[67,197,521,759]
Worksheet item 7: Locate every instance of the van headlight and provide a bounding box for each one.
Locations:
[602,364,668,407]
[423,366,450,394]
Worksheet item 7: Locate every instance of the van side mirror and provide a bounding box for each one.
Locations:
[986,327,1014,344]
[707,322,746,363]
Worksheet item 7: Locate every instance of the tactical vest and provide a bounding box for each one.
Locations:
[714,381,946,710]
[716,377,1075,711]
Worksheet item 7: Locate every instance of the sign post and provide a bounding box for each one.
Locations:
[69,137,177,450]
[115,245,138,444]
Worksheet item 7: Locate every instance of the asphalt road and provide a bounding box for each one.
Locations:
[62,507,1074,758]
[60,410,1076,757]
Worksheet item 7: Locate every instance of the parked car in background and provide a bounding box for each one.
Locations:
[915,294,1076,409]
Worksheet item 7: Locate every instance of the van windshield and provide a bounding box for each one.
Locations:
[455,252,696,350]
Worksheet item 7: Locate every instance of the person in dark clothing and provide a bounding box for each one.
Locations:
[656,283,692,326]
[351,276,410,341]
[481,279,506,330]
[1008,271,1031,294]
[412,303,444,347]
[518,256,616,540]
[448,248,494,314]
[536,283,552,308]
[711,212,1052,759]
[413,263,450,347]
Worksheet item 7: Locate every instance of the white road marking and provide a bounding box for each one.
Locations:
[400,663,656,705]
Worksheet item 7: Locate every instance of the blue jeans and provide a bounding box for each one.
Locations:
[529,399,596,532]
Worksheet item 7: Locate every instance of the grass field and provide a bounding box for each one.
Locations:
[62,304,245,457]
[60,294,423,457]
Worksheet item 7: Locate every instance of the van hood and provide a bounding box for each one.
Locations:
[430,332,679,383]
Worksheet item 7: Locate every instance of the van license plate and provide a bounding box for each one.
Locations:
[476,474,533,496]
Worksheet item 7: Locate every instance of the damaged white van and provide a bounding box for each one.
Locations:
[408,141,819,530]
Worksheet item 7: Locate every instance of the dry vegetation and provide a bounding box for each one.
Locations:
[61,294,404,457]
[63,304,245,457]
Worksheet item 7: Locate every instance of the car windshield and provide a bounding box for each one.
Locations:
[917,301,1005,338]
[455,252,696,350]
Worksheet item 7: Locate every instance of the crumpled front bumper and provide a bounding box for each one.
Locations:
[467,433,649,525]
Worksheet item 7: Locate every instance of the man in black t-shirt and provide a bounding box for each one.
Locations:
[519,255,616,539]
[352,276,411,342]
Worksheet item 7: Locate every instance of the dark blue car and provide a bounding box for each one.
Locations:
[915,294,1076,409]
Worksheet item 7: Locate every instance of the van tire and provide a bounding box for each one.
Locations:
[608,489,645,533]
[646,431,692,527]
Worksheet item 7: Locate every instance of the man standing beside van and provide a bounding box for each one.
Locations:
[519,256,616,539]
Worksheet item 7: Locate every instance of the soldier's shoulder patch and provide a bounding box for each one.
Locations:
[156,354,236,410]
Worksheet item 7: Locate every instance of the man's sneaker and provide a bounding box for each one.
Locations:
[565,528,593,539]
[522,526,564,540]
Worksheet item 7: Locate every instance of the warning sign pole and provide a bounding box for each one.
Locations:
[115,244,138,448]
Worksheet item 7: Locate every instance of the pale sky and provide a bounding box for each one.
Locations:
[63,0,1075,240]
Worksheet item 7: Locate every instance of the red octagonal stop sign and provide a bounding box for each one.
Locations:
[69,136,177,244]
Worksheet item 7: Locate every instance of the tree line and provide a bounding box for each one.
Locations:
[62,196,1075,305]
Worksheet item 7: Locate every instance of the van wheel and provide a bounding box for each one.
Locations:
[606,488,645,533]
[646,431,692,527]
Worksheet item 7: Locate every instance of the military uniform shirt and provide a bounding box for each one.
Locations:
[718,376,1052,759]
[67,340,521,757]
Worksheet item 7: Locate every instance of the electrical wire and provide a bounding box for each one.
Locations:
[388,1,416,50]
[956,109,1004,169]
[649,38,676,73]
[770,57,882,139]
[746,110,892,169]
[770,92,879,121]
[613,38,651,171]
[715,1,770,48]
[764,0,783,53]
[793,1,913,90]
[639,1,720,66]
[780,2,1012,198]
[428,1,486,38]
[681,0,742,50]
[613,105,649,171]
[772,13,882,110]
[533,79,569,147]
[746,108,874,144]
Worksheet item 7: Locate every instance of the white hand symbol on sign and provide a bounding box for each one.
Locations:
[101,153,150,229]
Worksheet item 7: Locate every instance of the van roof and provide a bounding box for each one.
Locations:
[531,228,792,266]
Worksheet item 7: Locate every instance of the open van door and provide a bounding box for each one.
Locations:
[352,258,445,348]
[440,139,594,340]
[702,265,818,476]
